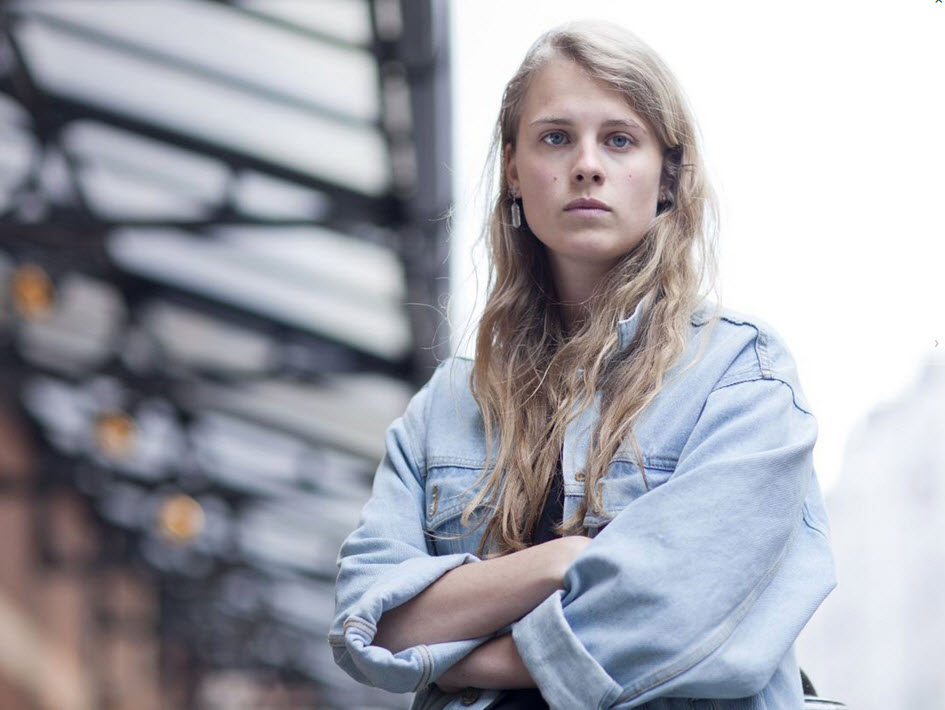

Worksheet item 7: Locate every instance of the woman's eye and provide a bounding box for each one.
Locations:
[542,131,568,146]
[608,134,632,148]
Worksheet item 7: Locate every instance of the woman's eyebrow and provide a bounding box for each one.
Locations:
[529,117,647,134]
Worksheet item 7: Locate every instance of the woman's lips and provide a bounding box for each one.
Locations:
[564,197,611,214]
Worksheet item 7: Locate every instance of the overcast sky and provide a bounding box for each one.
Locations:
[447,0,945,492]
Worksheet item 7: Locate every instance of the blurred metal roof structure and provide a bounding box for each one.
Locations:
[0,1,452,707]
[0,0,453,371]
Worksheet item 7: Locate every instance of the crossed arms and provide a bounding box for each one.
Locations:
[372,535,592,692]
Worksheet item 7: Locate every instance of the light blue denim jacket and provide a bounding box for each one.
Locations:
[330,300,836,710]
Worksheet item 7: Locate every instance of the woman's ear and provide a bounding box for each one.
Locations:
[504,143,519,191]
[658,144,683,208]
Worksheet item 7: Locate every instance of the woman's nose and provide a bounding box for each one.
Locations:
[571,142,604,185]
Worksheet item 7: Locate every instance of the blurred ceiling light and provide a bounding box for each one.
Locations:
[22,375,184,481]
[16,272,125,374]
[11,263,56,320]
[94,409,137,459]
[157,492,206,544]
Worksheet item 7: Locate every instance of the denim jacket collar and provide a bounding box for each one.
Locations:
[616,294,717,353]
[615,294,652,352]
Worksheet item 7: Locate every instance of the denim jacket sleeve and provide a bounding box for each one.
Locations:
[511,372,836,709]
[328,366,493,694]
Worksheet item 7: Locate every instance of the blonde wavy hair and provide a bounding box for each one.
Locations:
[457,20,721,557]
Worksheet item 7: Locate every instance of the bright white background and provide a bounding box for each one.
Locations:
[447,0,945,494]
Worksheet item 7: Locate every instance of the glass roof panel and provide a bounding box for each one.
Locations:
[232,170,330,220]
[24,0,381,122]
[64,121,230,208]
[185,374,412,462]
[78,163,214,220]
[213,225,406,302]
[108,227,412,359]
[0,103,35,208]
[235,0,373,46]
[15,18,390,195]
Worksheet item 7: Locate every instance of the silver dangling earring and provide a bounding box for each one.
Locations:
[509,187,522,229]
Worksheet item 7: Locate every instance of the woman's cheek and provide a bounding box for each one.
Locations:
[536,167,558,188]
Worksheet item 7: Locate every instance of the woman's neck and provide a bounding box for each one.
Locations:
[548,254,615,333]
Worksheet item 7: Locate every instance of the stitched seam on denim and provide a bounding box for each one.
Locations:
[414,644,433,691]
[343,622,373,641]
[598,680,625,710]
[595,688,616,710]
[399,413,427,485]
[714,317,768,380]
[346,616,376,632]
[715,369,764,389]
[344,616,376,637]
[717,312,766,329]
[711,376,814,416]
[610,454,678,471]
[755,324,772,378]
[613,518,801,704]
[802,503,829,538]
[412,646,426,692]
[427,457,490,469]
[716,317,806,394]
[426,499,482,529]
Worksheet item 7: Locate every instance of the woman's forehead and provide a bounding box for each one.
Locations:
[518,58,650,132]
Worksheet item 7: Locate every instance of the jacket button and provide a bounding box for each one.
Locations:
[575,472,586,482]
[460,687,480,705]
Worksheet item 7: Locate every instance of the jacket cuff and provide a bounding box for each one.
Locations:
[339,552,490,692]
[512,591,623,710]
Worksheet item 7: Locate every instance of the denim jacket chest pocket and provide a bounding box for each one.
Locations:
[581,455,677,531]
[424,453,680,549]
[424,464,490,556]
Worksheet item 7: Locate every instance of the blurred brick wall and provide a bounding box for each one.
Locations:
[0,399,168,710]
[0,398,325,710]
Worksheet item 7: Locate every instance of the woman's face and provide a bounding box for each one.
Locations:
[505,57,665,287]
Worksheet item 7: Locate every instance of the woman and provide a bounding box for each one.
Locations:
[330,20,835,710]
